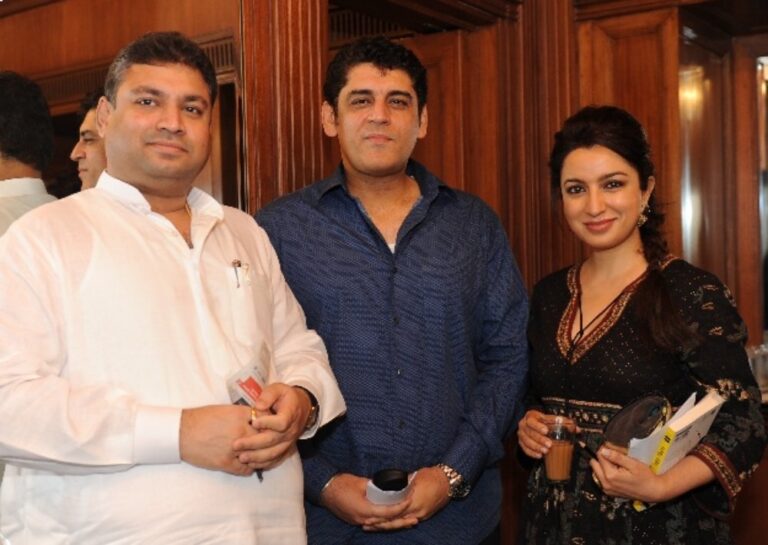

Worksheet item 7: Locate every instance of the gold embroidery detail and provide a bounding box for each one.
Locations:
[557,265,649,363]
[692,444,742,498]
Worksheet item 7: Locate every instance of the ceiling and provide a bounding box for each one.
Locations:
[686,0,768,36]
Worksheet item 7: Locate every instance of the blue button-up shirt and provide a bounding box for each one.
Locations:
[257,160,528,544]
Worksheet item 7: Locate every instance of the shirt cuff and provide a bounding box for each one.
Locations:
[443,430,489,486]
[302,451,342,504]
[133,405,182,464]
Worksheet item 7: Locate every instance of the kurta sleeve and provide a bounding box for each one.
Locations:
[0,222,180,474]
[669,263,766,517]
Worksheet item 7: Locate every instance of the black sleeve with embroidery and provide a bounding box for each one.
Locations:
[665,260,766,517]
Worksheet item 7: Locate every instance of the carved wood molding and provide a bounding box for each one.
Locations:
[574,0,704,21]
[33,31,237,111]
[330,7,411,47]
[331,0,519,32]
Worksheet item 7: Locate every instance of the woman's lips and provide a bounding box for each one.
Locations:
[583,218,615,233]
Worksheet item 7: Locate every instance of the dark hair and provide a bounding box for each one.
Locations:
[549,105,696,352]
[0,71,54,173]
[323,36,427,115]
[104,31,217,106]
[77,88,103,121]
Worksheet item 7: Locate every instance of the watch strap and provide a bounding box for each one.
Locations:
[437,463,470,499]
[295,386,320,431]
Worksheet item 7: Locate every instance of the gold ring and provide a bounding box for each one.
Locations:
[249,407,257,426]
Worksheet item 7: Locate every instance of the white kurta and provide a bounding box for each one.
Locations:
[0,177,56,236]
[0,173,345,544]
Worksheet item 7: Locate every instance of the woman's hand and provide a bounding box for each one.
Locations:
[590,447,715,503]
[517,410,552,459]
[589,447,668,502]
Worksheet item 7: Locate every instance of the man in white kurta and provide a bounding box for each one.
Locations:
[0,32,345,545]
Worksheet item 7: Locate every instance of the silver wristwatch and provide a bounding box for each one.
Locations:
[437,463,470,499]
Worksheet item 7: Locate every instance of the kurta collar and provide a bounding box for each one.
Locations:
[94,171,224,220]
[0,178,49,198]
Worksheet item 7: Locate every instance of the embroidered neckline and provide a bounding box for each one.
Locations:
[557,264,650,363]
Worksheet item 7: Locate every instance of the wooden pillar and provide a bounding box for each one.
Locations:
[515,0,583,287]
[731,35,768,345]
[240,0,329,212]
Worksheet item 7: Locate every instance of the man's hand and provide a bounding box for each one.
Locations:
[179,405,255,476]
[232,383,312,470]
[321,473,415,530]
[363,466,450,531]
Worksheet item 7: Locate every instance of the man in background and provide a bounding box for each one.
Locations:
[0,71,56,235]
[257,36,528,544]
[70,88,107,190]
[0,32,344,545]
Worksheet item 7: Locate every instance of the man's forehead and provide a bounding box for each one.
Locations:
[341,64,415,93]
[118,63,210,101]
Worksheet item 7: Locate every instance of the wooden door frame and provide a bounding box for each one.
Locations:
[731,34,768,345]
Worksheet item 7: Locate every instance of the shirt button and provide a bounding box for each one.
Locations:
[393,315,400,325]
[398,420,405,429]
[396,368,402,376]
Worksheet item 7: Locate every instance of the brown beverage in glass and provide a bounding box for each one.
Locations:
[544,416,575,483]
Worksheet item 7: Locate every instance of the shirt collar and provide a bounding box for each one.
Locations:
[0,178,49,198]
[302,159,456,206]
[94,171,224,220]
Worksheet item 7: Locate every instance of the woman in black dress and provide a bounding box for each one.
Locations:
[517,105,766,544]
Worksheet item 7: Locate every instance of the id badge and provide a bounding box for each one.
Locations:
[227,362,268,406]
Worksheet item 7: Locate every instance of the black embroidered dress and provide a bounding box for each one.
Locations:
[521,258,766,545]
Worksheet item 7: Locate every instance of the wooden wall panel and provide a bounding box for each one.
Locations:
[461,23,507,221]
[578,8,683,256]
[404,32,465,192]
[241,0,328,212]
[0,0,238,76]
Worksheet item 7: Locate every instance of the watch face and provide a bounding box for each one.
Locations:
[452,480,470,498]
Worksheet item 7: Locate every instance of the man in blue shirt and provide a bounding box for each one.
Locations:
[257,36,528,544]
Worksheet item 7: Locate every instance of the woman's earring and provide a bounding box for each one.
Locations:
[637,203,649,227]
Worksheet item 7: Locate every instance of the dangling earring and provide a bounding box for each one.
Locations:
[637,203,649,227]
